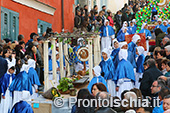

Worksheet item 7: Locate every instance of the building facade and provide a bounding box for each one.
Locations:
[0,0,75,42]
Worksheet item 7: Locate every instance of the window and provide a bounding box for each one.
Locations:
[38,19,52,36]
[1,7,19,41]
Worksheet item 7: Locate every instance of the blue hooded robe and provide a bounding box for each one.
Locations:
[87,76,108,93]
[99,25,115,37]
[11,101,34,113]
[0,73,15,96]
[136,54,145,73]
[139,29,152,37]
[99,58,115,80]
[111,48,120,68]
[28,67,41,86]
[113,59,135,84]
[127,42,137,68]
[9,71,33,95]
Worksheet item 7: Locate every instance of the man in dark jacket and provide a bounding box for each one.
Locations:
[0,46,8,79]
[74,10,81,29]
[140,59,162,98]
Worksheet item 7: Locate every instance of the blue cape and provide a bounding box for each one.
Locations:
[139,29,152,37]
[99,58,115,80]
[9,71,33,94]
[136,54,145,73]
[128,26,136,34]
[28,67,41,86]
[113,59,135,83]
[87,76,108,93]
[128,42,137,68]
[100,25,115,37]
[154,24,164,31]
[162,25,168,34]
[11,101,34,113]
[0,73,15,96]
[111,48,120,68]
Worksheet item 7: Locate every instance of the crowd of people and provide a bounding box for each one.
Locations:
[0,0,170,113]
[72,0,170,113]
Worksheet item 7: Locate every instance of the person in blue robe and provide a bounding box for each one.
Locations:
[99,48,116,96]
[127,34,141,68]
[135,46,145,88]
[117,27,131,42]
[111,39,120,68]
[87,66,108,93]
[154,18,164,31]
[162,21,169,34]
[113,49,135,99]
[117,21,129,36]
[73,38,89,72]
[128,21,136,34]
[139,23,152,53]
[100,20,115,51]
[0,65,15,113]
[11,101,34,113]
[9,64,32,106]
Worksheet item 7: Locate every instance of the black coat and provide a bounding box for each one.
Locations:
[140,66,162,97]
[0,56,8,79]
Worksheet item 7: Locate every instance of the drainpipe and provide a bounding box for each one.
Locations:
[62,0,64,32]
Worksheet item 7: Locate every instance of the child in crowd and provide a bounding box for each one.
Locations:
[99,48,115,96]
[0,64,15,113]
[87,65,108,93]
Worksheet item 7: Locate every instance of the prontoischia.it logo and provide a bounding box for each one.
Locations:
[53,97,160,108]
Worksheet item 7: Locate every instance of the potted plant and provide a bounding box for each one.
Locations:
[57,77,74,94]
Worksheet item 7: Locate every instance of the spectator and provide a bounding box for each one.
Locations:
[71,88,95,113]
[102,5,107,16]
[74,10,81,30]
[114,10,122,33]
[0,47,8,79]
[166,27,170,39]
[155,28,166,47]
[92,5,98,13]
[164,45,170,60]
[162,37,169,47]
[140,59,162,97]
[96,92,116,113]
[91,83,107,96]
[107,12,114,27]
[165,61,170,77]
[163,95,170,112]
[18,34,24,42]
[25,32,37,47]
[84,5,88,17]
[121,9,131,25]
[161,59,169,75]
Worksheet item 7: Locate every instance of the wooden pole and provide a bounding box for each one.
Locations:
[64,38,70,77]
[88,38,93,81]
[59,41,64,78]
[97,35,101,62]
[44,40,49,91]
[51,38,57,81]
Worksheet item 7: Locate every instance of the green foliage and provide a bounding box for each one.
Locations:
[57,77,74,92]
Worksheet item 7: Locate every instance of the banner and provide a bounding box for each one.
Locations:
[125,33,147,51]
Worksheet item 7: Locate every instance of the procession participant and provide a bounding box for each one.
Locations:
[27,58,41,99]
[162,20,169,34]
[99,48,116,96]
[111,39,120,68]
[48,51,61,83]
[73,38,89,72]
[117,21,129,36]
[117,27,130,42]
[135,46,145,88]
[0,64,15,113]
[113,49,135,99]
[127,34,141,68]
[139,23,152,54]
[9,63,32,106]
[128,21,136,34]
[154,18,164,31]
[3,49,16,68]
[100,19,115,51]
[87,66,108,93]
